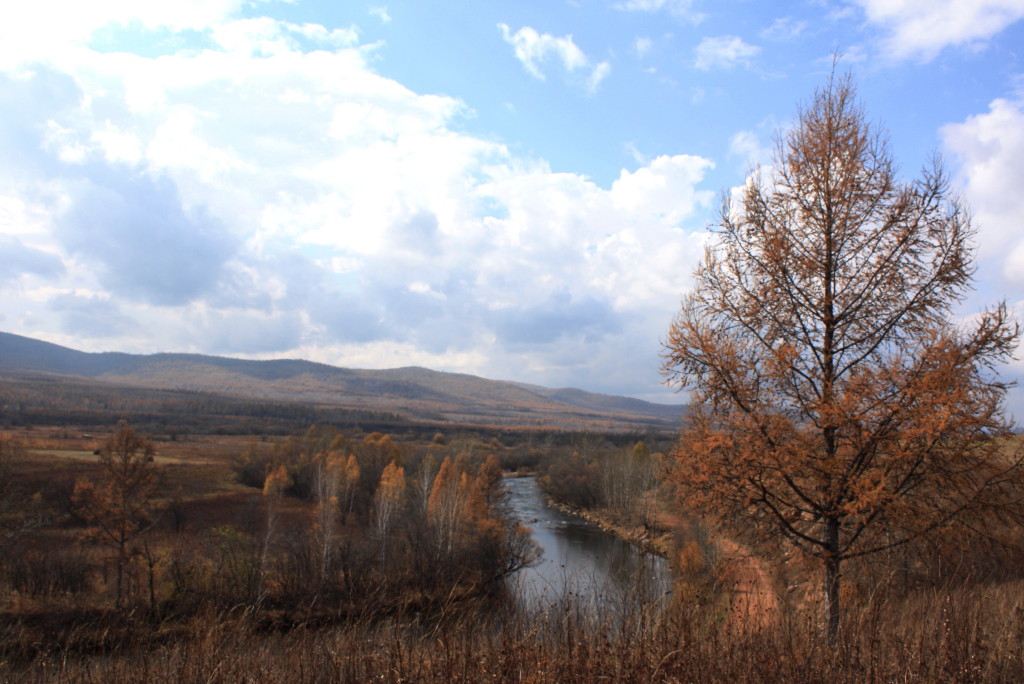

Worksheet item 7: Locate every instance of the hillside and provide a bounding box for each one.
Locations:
[0,331,684,431]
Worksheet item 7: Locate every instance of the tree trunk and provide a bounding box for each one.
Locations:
[823,518,841,640]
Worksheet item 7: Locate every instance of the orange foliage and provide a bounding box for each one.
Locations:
[72,421,158,609]
[662,72,1023,637]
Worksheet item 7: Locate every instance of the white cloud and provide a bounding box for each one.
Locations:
[634,37,653,58]
[614,0,705,23]
[498,24,586,79]
[587,61,612,93]
[498,24,609,91]
[0,14,713,397]
[942,94,1024,411]
[212,17,358,56]
[370,6,391,23]
[91,122,144,166]
[610,155,714,225]
[851,0,1024,62]
[694,35,761,70]
[728,130,771,169]
[0,0,244,67]
[941,94,1024,285]
[760,17,808,41]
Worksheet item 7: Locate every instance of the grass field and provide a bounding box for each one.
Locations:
[2,425,1024,681]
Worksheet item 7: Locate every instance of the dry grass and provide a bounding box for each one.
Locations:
[1,578,1022,682]
[4,427,1024,682]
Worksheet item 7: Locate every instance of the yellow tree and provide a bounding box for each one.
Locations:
[662,72,1022,638]
[339,452,360,523]
[464,456,539,580]
[259,463,290,599]
[72,421,157,609]
[313,451,344,580]
[427,456,467,557]
[373,460,406,571]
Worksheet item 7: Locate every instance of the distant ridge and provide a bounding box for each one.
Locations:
[0,331,684,431]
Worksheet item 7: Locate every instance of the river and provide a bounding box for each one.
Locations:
[504,476,672,609]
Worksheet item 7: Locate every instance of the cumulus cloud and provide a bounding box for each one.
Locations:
[0,67,82,179]
[941,94,1024,285]
[610,155,714,225]
[941,93,1024,413]
[694,36,761,70]
[498,24,610,92]
[0,236,64,283]
[490,291,620,345]
[851,0,1024,62]
[192,306,306,355]
[0,11,713,394]
[48,292,135,338]
[56,172,237,306]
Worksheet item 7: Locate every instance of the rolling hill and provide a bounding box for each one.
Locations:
[0,331,685,431]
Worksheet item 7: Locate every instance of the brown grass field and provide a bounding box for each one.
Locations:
[1,427,1024,681]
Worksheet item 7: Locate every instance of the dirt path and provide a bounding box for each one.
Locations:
[654,511,778,632]
[716,537,778,632]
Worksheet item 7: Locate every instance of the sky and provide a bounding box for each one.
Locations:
[0,0,1023,417]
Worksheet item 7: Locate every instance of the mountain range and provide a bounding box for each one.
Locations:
[0,331,685,432]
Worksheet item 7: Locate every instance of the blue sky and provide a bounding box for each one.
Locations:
[1,0,1023,416]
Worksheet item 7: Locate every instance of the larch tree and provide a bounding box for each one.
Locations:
[72,421,158,610]
[661,72,1022,638]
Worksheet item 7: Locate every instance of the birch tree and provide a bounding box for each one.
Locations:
[373,460,406,572]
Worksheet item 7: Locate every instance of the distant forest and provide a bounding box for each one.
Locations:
[0,371,411,437]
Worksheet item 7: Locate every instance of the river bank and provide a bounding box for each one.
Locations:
[546,500,675,559]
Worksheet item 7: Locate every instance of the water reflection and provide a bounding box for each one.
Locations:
[505,476,671,610]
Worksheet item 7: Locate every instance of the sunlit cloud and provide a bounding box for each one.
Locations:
[852,0,1024,62]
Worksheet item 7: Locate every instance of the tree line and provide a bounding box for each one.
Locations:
[0,423,538,622]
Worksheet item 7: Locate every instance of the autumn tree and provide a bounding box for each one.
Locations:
[259,463,290,601]
[73,421,158,609]
[338,452,361,523]
[466,454,539,579]
[427,456,468,557]
[313,450,344,581]
[372,460,406,571]
[661,72,1022,638]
